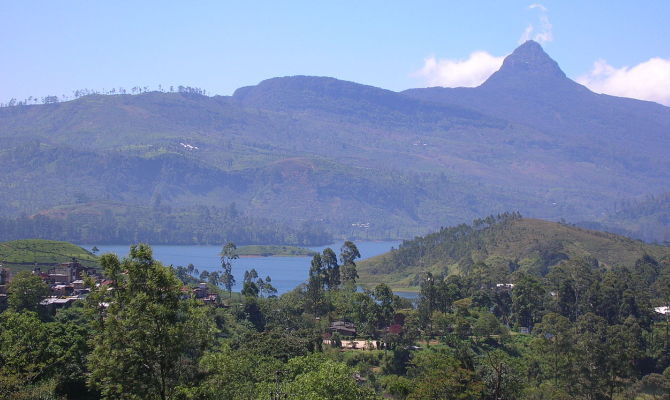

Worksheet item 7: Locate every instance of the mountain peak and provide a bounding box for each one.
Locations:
[481,40,566,89]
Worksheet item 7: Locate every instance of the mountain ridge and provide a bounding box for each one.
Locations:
[1,41,669,241]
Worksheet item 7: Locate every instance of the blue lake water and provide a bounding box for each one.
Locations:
[85,241,401,295]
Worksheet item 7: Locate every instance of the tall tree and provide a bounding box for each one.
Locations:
[511,274,546,330]
[339,241,361,287]
[321,247,340,290]
[86,244,214,400]
[220,242,238,298]
[306,254,324,314]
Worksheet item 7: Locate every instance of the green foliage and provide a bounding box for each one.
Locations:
[7,271,49,312]
[86,244,216,400]
[284,354,379,400]
[406,349,485,399]
[1,238,669,400]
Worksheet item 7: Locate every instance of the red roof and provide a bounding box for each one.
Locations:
[388,324,403,334]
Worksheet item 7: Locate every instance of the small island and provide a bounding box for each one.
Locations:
[235,245,317,257]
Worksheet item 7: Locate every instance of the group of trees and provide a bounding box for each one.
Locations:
[306,241,361,313]
[1,240,670,399]
[0,85,209,108]
[0,204,333,246]
[408,252,670,399]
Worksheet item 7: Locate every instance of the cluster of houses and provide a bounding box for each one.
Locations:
[32,261,99,313]
[0,267,9,310]
[0,260,224,313]
[183,282,221,305]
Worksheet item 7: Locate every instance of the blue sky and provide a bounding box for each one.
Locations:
[2,1,669,104]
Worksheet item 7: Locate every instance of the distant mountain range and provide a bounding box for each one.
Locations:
[1,40,669,241]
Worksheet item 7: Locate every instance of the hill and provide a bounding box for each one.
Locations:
[577,192,670,243]
[0,239,98,272]
[358,214,670,290]
[1,41,670,241]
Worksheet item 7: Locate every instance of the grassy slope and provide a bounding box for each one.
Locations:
[358,218,670,290]
[0,239,98,272]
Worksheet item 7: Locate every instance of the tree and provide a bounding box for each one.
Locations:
[86,244,214,400]
[0,311,53,397]
[478,349,524,400]
[258,276,277,298]
[285,355,378,400]
[339,241,361,287]
[511,274,545,330]
[321,247,340,290]
[374,283,395,328]
[207,270,221,287]
[306,254,325,314]
[242,269,260,298]
[7,271,49,313]
[532,313,575,390]
[407,350,485,400]
[220,242,238,298]
[186,263,198,277]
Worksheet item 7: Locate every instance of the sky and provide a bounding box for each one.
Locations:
[1,1,669,105]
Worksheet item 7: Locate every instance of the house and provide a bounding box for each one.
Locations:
[46,261,96,284]
[40,296,78,313]
[329,321,357,336]
[0,267,9,285]
[193,282,209,299]
[495,283,515,292]
[202,294,220,305]
[655,306,670,316]
[0,268,9,295]
[386,324,403,335]
[51,284,74,296]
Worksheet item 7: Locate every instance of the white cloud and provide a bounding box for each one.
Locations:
[519,3,553,44]
[577,58,670,106]
[529,3,547,12]
[413,51,505,88]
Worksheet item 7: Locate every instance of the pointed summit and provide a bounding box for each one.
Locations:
[481,40,568,90]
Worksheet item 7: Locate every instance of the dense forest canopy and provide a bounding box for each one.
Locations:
[1,232,669,399]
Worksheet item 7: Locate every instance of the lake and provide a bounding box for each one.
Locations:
[86,241,401,295]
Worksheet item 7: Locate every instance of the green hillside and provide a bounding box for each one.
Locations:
[1,41,670,241]
[0,239,98,272]
[358,214,670,290]
[578,192,670,243]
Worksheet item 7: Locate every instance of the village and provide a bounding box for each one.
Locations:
[0,260,223,314]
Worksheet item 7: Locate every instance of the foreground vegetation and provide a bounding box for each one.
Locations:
[1,229,669,399]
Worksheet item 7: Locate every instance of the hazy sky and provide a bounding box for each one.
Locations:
[2,1,669,104]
